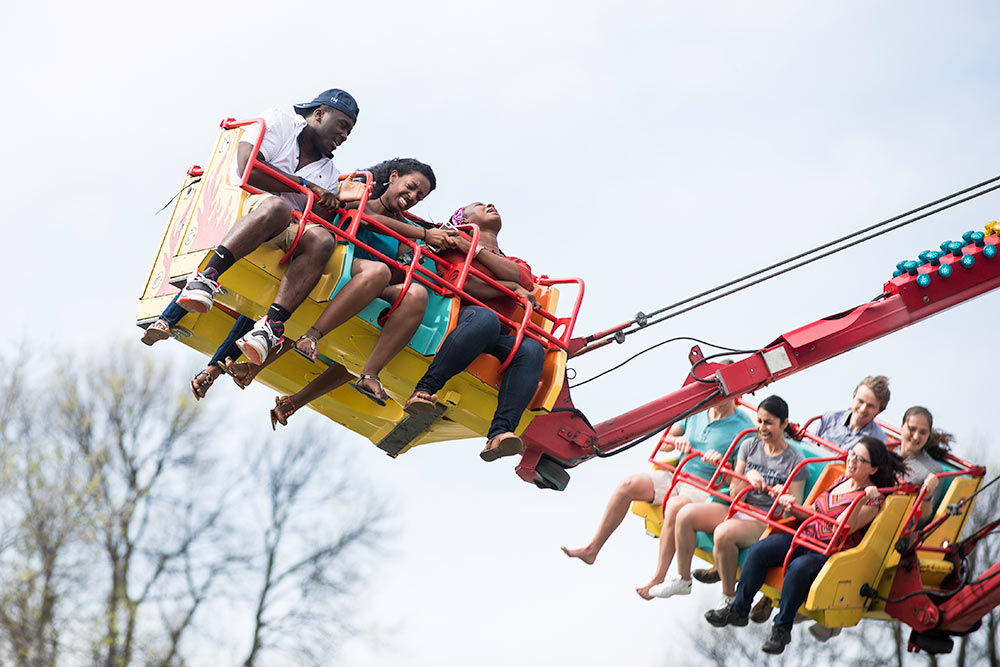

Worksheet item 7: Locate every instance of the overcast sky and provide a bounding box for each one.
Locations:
[4,1,1000,665]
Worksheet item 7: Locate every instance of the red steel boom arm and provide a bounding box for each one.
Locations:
[516,230,1000,484]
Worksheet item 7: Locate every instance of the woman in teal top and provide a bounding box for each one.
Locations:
[229,158,458,414]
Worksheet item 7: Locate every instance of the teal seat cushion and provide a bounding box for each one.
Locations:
[324,241,453,355]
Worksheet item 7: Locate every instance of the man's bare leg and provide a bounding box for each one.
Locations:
[270,227,337,313]
[218,197,295,258]
[561,474,655,565]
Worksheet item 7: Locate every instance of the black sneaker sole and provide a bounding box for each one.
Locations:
[705,611,749,628]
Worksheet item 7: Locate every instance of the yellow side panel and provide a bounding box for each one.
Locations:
[630,501,664,538]
[805,495,914,627]
[138,126,569,453]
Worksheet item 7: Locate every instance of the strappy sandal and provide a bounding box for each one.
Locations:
[269,395,298,430]
[141,318,171,346]
[403,390,438,415]
[189,368,217,401]
[294,327,322,362]
[220,357,255,389]
[352,374,388,407]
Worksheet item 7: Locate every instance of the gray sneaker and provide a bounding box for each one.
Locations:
[177,271,220,313]
[236,317,283,366]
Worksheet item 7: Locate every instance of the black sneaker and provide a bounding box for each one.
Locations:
[704,602,749,628]
[761,625,792,654]
[750,596,774,623]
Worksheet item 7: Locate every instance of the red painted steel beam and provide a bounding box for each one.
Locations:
[936,560,1000,634]
[519,234,1000,476]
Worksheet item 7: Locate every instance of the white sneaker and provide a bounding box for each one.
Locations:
[236,317,284,366]
[177,271,221,313]
[647,576,692,598]
[714,594,736,610]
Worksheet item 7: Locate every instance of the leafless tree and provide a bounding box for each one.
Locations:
[240,429,389,667]
[0,345,392,666]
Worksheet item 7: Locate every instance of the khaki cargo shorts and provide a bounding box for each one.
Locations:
[242,193,323,254]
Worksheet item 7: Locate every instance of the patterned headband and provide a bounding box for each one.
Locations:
[450,206,466,225]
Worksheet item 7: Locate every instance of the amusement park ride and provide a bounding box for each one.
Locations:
[138,116,1000,654]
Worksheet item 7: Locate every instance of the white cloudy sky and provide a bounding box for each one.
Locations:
[4,1,1000,665]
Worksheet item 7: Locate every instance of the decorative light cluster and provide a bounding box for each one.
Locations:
[892,224,997,286]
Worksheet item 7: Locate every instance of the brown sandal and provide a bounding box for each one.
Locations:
[141,318,171,346]
[352,374,388,406]
[220,357,255,389]
[294,327,322,362]
[269,395,298,430]
[479,432,524,462]
[189,367,219,401]
[404,390,438,415]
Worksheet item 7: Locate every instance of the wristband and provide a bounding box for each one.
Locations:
[422,227,427,240]
[300,176,308,187]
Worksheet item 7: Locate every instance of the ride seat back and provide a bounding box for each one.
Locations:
[802,494,914,627]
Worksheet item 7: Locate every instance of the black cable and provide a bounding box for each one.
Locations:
[688,348,759,384]
[613,180,1000,339]
[594,389,721,458]
[547,407,595,432]
[950,473,1000,511]
[863,561,972,604]
[155,177,202,215]
[570,336,752,389]
[639,174,1000,322]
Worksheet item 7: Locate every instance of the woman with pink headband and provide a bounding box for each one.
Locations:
[403,202,545,462]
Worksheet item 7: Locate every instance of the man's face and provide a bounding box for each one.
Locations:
[850,384,882,429]
[311,107,354,156]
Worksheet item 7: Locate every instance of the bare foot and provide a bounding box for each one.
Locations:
[636,578,665,600]
[560,545,596,565]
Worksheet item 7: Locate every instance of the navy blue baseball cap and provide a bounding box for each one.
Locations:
[294,88,359,123]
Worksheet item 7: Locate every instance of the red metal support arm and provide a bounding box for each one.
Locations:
[521,232,1000,469]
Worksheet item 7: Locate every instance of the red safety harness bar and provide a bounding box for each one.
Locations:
[221,117,585,366]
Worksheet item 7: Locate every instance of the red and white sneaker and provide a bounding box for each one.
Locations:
[176,271,221,313]
[236,317,284,366]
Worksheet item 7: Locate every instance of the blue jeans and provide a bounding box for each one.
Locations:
[209,316,254,366]
[415,305,544,438]
[160,292,189,328]
[158,293,253,367]
[731,533,829,629]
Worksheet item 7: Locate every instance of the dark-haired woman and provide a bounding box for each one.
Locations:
[266,158,457,424]
[705,435,907,654]
[899,406,953,522]
[640,396,808,607]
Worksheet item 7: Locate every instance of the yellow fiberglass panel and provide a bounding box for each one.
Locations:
[804,494,913,627]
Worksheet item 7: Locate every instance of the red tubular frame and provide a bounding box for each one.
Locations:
[214,117,585,360]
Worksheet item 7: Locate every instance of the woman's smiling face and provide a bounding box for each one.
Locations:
[385,171,432,212]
